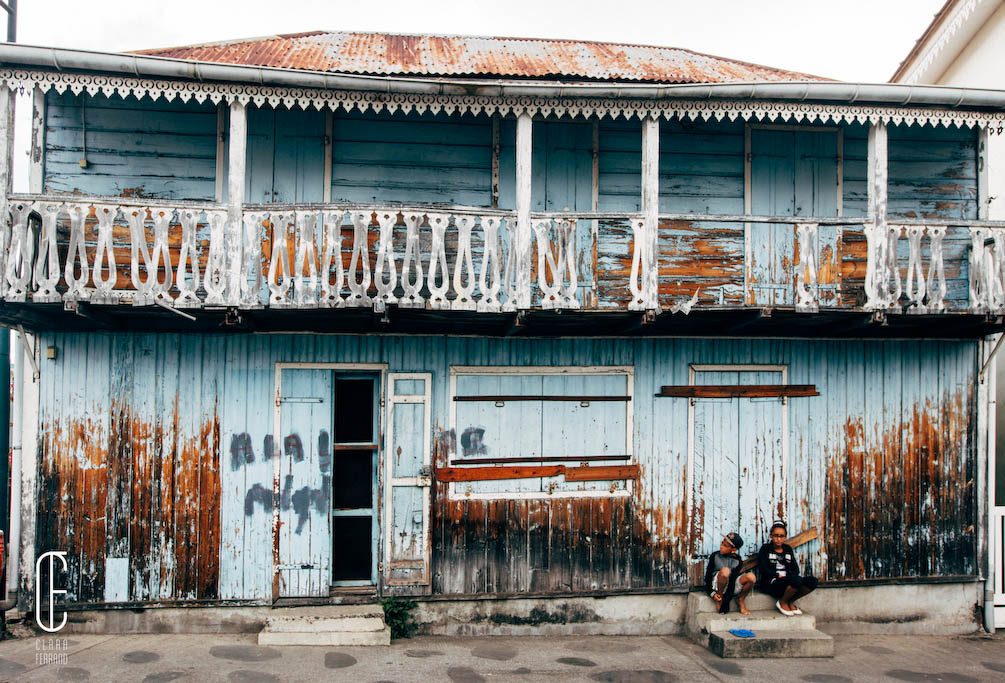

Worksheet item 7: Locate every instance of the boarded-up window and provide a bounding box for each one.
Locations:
[449,367,633,498]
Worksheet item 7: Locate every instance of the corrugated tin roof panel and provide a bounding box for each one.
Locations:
[133,31,829,83]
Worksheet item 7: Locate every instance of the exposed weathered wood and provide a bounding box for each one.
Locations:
[865,122,894,311]
[226,101,247,305]
[214,104,226,202]
[565,464,640,481]
[436,465,563,482]
[514,113,533,309]
[453,395,630,402]
[630,116,660,311]
[29,86,44,193]
[658,385,819,398]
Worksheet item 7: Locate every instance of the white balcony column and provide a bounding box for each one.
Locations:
[641,115,660,311]
[515,112,533,309]
[226,100,248,305]
[865,121,892,310]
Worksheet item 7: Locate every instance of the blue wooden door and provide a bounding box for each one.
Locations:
[691,369,785,562]
[749,129,839,305]
[246,108,325,203]
[385,374,432,589]
[276,368,333,597]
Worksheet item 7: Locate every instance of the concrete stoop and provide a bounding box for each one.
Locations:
[686,591,834,658]
[257,604,391,646]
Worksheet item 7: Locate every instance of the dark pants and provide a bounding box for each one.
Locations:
[762,575,818,599]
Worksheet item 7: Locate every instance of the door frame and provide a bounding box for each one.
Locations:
[271,362,388,601]
[685,363,790,559]
[743,124,844,305]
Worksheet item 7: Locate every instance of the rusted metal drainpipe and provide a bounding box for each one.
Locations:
[985,335,999,634]
[2,330,21,614]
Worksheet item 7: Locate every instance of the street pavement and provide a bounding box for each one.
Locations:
[0,631,1003,682]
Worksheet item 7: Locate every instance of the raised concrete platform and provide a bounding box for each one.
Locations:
[708,628,835,658]
[257,604,390,646]
[686,591,834,658]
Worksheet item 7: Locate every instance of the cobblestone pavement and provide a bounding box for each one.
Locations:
[0,631,1003,682]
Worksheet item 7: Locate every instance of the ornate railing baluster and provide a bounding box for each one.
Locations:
[203,211,228,305]
[502,218,520,312]
[627,217,648,310]
[926,226,948,312]
[533,217,579,309]
[399,211,425,308]
[320,210,346,308]
[864,222,902,310]
[63,204,89,302]
[91,205,119,303]
[970,227,990,313]
[240,211,265,307]
[478,216,502,312]
[426,213,450,310]
[293,211,320,307]
[33,203,63,303]
[347,211,372,306]
[452,215,477,311]
[5,202,35,302]
[176,209,202,307]
[373,211,398,305]
[126,207,155,304]
[149,209,174,302]
[904,225,926,313]
[267,211,294,307]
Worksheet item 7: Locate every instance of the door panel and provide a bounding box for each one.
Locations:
[276,368,333,597]
[385,373,432,588]
[246,108,325,203]
[749,129,839,305]
[692,370,785,562]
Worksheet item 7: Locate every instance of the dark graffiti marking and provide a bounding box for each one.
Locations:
[230,433,255,471]
[244,484,273,515]
[319,430,331,472]
[281,473,331,534]
[237,431,331,530]
[284,434,304,462]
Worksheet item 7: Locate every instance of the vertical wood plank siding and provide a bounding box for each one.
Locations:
[34,334,978,604]
[43,92,219,201]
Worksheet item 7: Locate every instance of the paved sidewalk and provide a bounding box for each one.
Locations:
[0,631,1002,682]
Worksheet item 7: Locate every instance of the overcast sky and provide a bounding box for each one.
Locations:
[8,0,947,189]
[15,0,944,82]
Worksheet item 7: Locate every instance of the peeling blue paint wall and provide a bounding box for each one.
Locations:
[35,333,978,604]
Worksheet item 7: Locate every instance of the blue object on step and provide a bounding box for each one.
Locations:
[729,628,756,638]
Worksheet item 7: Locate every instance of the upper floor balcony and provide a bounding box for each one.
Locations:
[1,64,1004,338]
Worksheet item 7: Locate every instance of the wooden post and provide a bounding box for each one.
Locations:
[29,86,44,194]
[865,121,890,310]
[515,113,533,309]
[641,116,660,310]
[227,100,248,305]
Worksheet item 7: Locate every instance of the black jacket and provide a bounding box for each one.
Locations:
[757,542,799,588]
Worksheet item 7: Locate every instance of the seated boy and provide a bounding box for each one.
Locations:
[703,532,756,615]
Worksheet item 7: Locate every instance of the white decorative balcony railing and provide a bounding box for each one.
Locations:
[3,194,1005,317]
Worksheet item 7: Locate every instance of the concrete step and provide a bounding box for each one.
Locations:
[694,609,816,635]
[688,590,780,615]
[258,604,390,646]
[259,627,390,646]
[708,628,834,658]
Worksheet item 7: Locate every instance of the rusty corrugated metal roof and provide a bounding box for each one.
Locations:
[133,31,829,83]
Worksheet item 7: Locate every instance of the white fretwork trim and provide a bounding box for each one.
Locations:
[899,0,985,85]
[2,68,1004,130]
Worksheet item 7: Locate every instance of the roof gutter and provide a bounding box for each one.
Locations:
[2,43,1005,110]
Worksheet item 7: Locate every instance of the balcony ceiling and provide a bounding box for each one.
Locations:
[132,31,831,84]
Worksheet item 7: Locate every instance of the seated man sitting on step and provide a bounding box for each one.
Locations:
[757,520,819,616]
[704,532,756,615]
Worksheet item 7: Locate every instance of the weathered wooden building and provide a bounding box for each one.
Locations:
[0,32,1003,634]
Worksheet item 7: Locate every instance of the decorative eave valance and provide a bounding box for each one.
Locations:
[3,67,1004,130]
